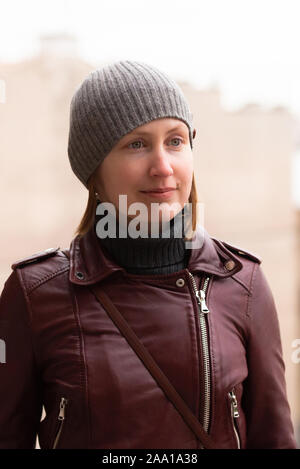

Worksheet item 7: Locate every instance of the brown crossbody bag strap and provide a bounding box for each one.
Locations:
[87,282,218,450]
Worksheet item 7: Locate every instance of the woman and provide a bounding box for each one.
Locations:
[0,60,297,449]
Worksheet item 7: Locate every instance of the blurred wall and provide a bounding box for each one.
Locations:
[0,37,299,445]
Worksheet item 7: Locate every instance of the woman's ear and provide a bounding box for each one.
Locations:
[192,128,196,139]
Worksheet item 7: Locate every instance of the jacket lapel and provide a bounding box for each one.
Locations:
[68,224,243,285]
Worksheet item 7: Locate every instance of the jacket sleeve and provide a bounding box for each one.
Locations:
[0,269,43,448]
[242,263,298,449]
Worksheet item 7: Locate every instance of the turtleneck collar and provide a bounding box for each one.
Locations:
[93,201,191,275]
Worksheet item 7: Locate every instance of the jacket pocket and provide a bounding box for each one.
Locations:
[227,387,241,449]
[52,396,68,449]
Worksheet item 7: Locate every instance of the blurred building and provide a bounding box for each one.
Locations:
[0,35,299,446]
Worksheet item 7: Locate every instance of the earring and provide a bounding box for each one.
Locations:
[95,192,99,198]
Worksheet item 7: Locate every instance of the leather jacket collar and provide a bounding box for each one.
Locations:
[69,224,243,285]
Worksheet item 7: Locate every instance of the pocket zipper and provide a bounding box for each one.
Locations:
[52,397,68,449]
[228,388,241,449]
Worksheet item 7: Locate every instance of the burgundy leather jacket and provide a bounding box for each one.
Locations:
[0,225,297,449]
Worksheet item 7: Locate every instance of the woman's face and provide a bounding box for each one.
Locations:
[94,117,194,227]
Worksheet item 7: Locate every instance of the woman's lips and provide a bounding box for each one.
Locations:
[140,188,176,199]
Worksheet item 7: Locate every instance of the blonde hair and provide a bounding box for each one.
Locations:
[74,172,199,239]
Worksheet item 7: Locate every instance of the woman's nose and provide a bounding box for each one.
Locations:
[148,149,174,177]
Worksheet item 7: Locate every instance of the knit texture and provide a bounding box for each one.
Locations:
[94,201,190,275]
[68,60,194,187]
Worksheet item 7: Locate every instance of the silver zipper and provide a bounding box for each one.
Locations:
[187,271,211,436]
[52,397,68,449]
[228,389,241,449]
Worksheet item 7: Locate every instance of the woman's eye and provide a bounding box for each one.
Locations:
[128,140,143,149]
[170,137,182,147]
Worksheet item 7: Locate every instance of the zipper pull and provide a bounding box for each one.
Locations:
[196,289,210,313]
[229,390,239,418]
[58,397,68,421]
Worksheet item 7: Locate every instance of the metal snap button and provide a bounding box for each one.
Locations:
[176,278,185,287]
[224,260,235,271]
[75,271,84,280]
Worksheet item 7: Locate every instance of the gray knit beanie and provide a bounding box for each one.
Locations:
[68,60,194,188]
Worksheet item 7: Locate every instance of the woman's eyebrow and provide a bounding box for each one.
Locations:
[129,125,186,137]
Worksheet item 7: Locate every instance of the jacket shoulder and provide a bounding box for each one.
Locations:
[11,247,61,270]
[10,247,70,294]
[212,238,262,264]
[211,238,262,295]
